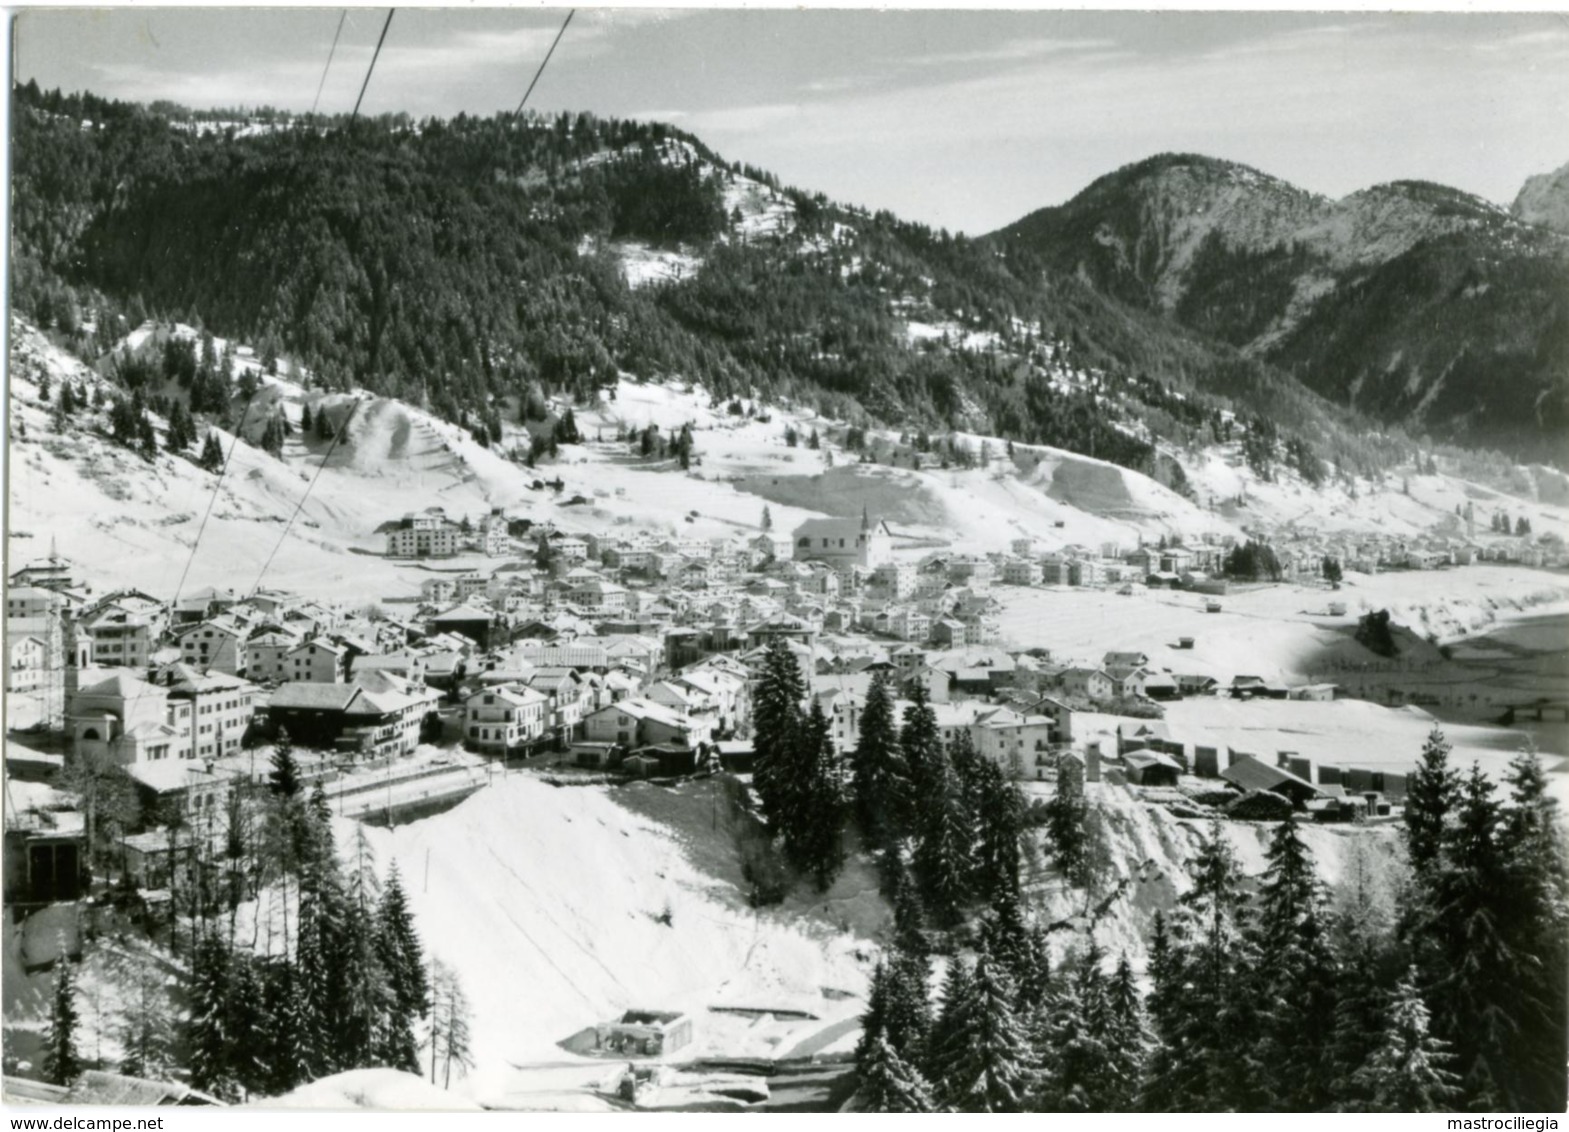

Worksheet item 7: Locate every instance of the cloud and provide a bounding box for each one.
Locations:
[902,36,1118,68]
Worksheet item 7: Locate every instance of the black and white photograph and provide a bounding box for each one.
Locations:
[3,3,1568,1115]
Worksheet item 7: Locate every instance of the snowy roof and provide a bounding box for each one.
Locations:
[1221,755,1321,796]
[127,759,237,794]
[75,670,161,700]
[1123,749,1184,772]
[269,683,362,712]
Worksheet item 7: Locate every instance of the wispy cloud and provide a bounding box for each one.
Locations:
[902,36,1118,68]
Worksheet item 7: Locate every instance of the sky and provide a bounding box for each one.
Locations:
[12,6,1569,233]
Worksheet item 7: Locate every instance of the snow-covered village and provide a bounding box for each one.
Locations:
[5,7,1569,1118]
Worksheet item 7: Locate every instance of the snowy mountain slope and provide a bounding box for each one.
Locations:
[358,775,880,1095]
[12,314,1569,604]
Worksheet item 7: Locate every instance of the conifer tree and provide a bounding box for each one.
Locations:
[979,889,1031,991]
[188,930,239,1099]
[913,756,973,928]
[890,861,930,961]
[1035,946,1113,1111]
[1429,763,1526,1110]
[1140,911,1183,1113]
[269,728,300,798]
[760,504,773,531]
[42,955,82,1086]
[898,683,943,804]
[1326,834,1400,1110]
[1405,726,1459,878]
[226,950,271,1094]
[1043,774,1089,884]
[926,955,975,1094]
[943,951,1033,1112]
[1252,819,1338,1110]
[300,403,314,433]
[856,1029,939,1113]
[377,862,431,1074]
[1496,746,1569,1111]
[1016,925,1055,1015]
[1353,968,1460,1112]
[428,959,474,1089]
[751,637,806,834]
[262,957,315,1094]
[114,952,175,1081]
[972,757,1024,903]
[137,410,158,459]
[860,945,934,1072]
[886,949,935,1065]
[199,430,225,473]
[1149,820,1262,1111]
[791,698,847,891]
[851,671,909,841]
[1105,953,1149,1109]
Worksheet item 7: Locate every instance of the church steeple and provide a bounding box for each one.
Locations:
[861,505,870,532]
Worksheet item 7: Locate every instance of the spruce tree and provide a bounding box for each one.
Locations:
[1154,820,1262,1111]
[1430,763,1526,1110]
[42,955,82,1086]
[884,949,934,1069]
[377,862,430,1074]
[979,889,1031,991]
[898,683,943,805]
[856,960,897,1075]
[1353,968,1460,1112]
[1140,911,1183,1112]
[973,758,1024,903]
[1405,726,1459,878]
[199,430,225,473]
[791,698,846,891]
[226,950,271,1094]
[1252,819,1339,1109]
[1326,836,1399,1110]
[188,930,239,1100]
[269,728,300,798]
[856,1029,939,1113]
[1035,947,1113,1112]
[890,861,930,961]
[913,756,972,928]
[1105,953,1149,1110]
[1016,925,1055,1015]
[1497,746,1569,1111]
[301,403,314,433]
[263,957,315,1094]
[943,951,1033,1112]
[751,637,805,835]
[926,956,975,1094]
[851,671,908,841]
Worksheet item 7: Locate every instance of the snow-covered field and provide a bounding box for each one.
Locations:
[998,566,1569,683]
[357,774,879,1102]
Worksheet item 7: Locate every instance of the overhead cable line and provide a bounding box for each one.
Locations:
[311,10,349,116]
[352,8,396,120]
[515,9,575,117]
[171,394,258,608]
[249,398,362,596]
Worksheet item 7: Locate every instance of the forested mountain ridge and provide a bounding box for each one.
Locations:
[993,153,1569,461]
[3,84,1519,490]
